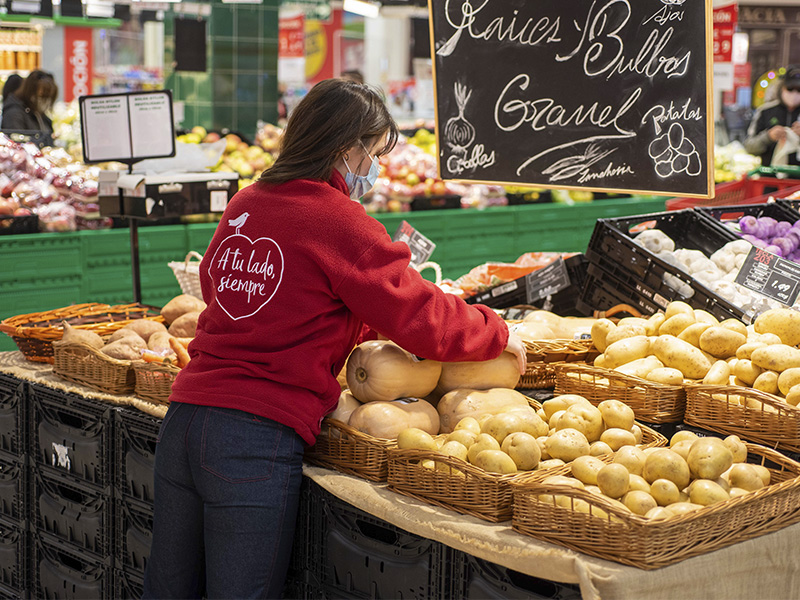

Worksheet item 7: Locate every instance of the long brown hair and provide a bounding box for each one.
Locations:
[17,70,58,114]
[260,79,398,185]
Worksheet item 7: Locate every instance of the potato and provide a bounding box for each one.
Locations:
[168,311,200,338]
[751,464,771,486]
[651,335,713,379]
[436,440,470,473]
[589,441,614,456]
[570,455,607,485]
[753,308,800,346]
[753,371,780,396]
[613,355,664,379]
[471,449,516,474]
[645,367,684,385]
[467,433,502,464]
[501,432,541,470]
[677,322,712,348]
[728,487,749,498]
[622,490,658,516]
[650,478,681,506]
[719,318,748,338]
[699,326,746,359]
[161,294,207,326]
[665,502,703,516]
[786,385,800,407]
[693,309,719,325]
[600,428,637,451]
[659,313,696,337]
[603,336,651,369]
[618,317,650,329]
[101,339,145,361]
[120,319,168,342]
[665,301,695,319]
[778,368,800,396]
[605,325,647,348]
[397,428,438,451]
[627,474,651,493]
[542,394,591,420]
[750,345,800,372]
[594,354,608,368]
[723,435,747,463]
[645,506,673,520]
[538,475,584,504]
[687,437,733,480]
[597,399,635,430]
[537,458,566,470]
[689,479,730,505]
[646,313,667,336]
[447,429,478,448]
[733,359,762,386]
[631,424,643,445]
[61,322,104,349]
[507,410,549,438]
[613,445,646,476]
[556,404,605,442]
[727,463,765,491]
[750,333,783,346]
[454,417,482,435]
[545,428,590,462]
[670,430,699,447]
[590,319,616,352]
[736,342,767,360]
[643,449,691,489]
[669,440,694,462]
[597,463,630,498]
[703,360,731,386]
[548,410,566,430]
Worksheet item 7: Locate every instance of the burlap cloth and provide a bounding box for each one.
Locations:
[3,350,798,599]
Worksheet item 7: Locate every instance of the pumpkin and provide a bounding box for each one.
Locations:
[346,341,442,403]
[437,352,520,394]
[437,387,532,433]
[348,398,440,438]
[328,390,362,424]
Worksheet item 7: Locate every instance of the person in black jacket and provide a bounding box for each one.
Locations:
[0,70,58,135]
[744,67,800,166]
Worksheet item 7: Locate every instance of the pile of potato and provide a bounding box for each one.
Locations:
[537,430,769,520]
[589,300,800,408]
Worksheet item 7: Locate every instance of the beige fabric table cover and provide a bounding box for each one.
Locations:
[3,350,799,599]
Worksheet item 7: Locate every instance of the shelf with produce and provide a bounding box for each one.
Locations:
[0,45,39,52]
[0,69,30,76]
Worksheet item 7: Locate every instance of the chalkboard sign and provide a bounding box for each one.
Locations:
[428,0,714,198]
[734,246,800,306]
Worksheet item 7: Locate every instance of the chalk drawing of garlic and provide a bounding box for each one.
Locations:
[444,82,475,155]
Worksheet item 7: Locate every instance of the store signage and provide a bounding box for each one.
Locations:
[392,220,436,266]
[735,247,800,307]
[64,27,93,102]
[525,259,571,303]
[713,3,737,63]
[80,90,176,165]
[429,0,714,199]
[739,6,800,27]
[279,14,306,84]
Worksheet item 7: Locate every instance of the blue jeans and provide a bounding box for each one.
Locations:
[142,402,306,600]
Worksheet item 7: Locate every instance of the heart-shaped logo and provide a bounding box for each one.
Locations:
[208,233,284,321]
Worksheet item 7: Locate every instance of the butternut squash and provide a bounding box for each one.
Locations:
[328,390,362,424]
[437,352,520,394]
[437,388,532,433]
[347,398,440,438]
[346,341,442,403]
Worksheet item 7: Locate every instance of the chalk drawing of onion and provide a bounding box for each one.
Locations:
[444,82,475,154]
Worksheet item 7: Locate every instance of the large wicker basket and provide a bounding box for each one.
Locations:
[168,251,203,299]
[52,340,136,395]
[511,443,800,569]
[684,384,800,453]
[555,363,686,423]
[386,422,666,523]
[0,303,164,363]
[304,417,396,482]
[133,361,180,404]
[516,338,598,390]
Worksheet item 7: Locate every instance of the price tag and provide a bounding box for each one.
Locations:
[734,246,800,306]
[525,258,571,303]
[392,220,436,266]
[210,190,228,212]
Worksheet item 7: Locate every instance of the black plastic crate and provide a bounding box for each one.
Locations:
[113,568,144,600]
[696,201,800,229]
[33,468,112,560]
[448,553,582,600]
[584,210,743,319]
[33,532,112,600]
[776,198,800,217]
[304,479,443,600]
[0,517,28,594]
[410,194,461,211]
[0,581,28,600]
[0,215,38,235]
[115,407,160,505]
[0,452,27,524]
[116,496,152,574]
[0,373,26,457]
[465,254,588,316]
[30,384,113,489]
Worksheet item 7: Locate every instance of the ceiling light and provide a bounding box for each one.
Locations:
[343,0,379,18]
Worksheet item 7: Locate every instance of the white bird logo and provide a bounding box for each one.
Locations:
[227,212,250,234]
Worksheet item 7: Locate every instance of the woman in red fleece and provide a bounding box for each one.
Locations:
[143,78,526,599]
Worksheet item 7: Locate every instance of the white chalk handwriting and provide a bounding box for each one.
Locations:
[642,98,703,135]
[446,144,497,175]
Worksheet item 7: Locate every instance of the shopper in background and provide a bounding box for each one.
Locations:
[142,78,526,600]
[744,67,800,166]
[0,70,57,135]
[1,74,22,104]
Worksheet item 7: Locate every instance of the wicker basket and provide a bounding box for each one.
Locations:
[304,417,396,482]
[0,303,165,363]
[555,363,686,424]
[386,421,666,523]
[133,361,180,404]
[511,443,800,569]
[685,384,800,453]
[168,251,203,299]
[515,338,599,390]
[52,340,136,395]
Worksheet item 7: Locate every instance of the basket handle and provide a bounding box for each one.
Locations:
[413,261,442,286]
[184,251,204,267]
[591,304,643,319]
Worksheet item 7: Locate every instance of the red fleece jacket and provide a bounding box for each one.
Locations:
[169,170,509,444]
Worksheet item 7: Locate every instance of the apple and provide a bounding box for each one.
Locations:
[406,173,420,186]
[0,198,15,215]
[13,207,32,216]
[203,132,221,143]
[191,126,208,138]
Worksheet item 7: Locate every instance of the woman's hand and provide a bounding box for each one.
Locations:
[769,125,788,142]
[504,331,527,375]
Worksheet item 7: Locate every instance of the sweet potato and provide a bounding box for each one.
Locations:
[161,294,206,326]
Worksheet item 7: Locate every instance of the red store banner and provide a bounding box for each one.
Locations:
[713,2,738,63]
[63,27,93,102]
[279,14,305,59]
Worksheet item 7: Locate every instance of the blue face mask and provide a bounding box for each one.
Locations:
[343,145,380,200]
